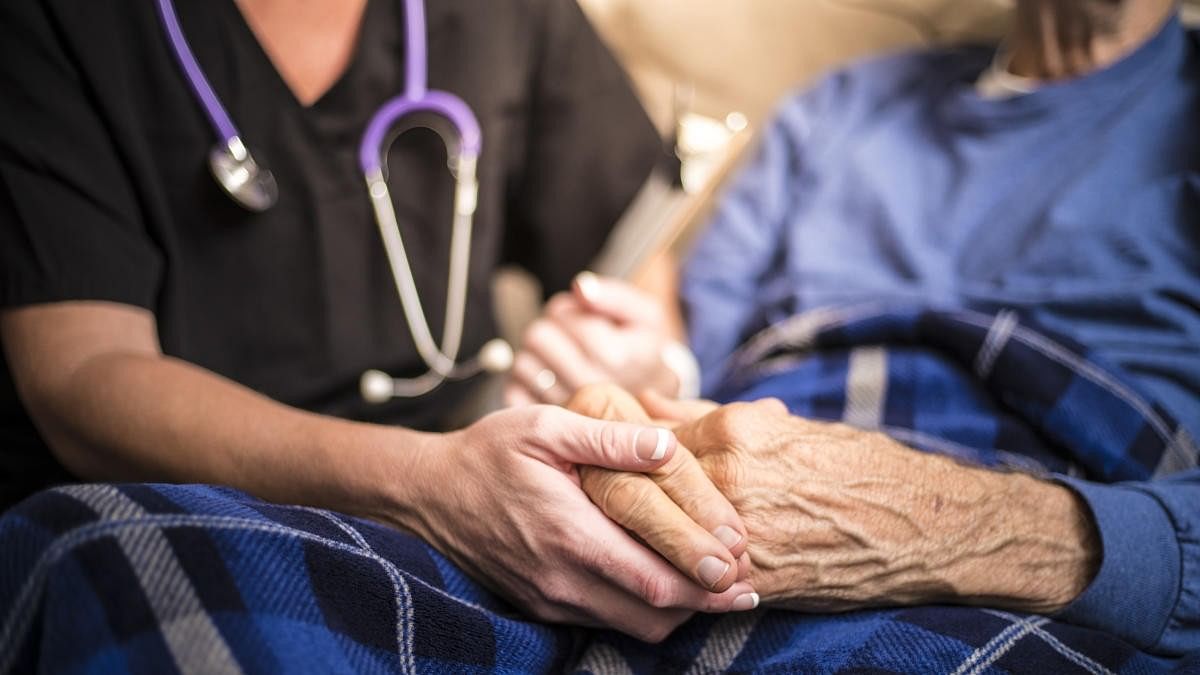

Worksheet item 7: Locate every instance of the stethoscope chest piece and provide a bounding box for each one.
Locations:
[209,138,278,212]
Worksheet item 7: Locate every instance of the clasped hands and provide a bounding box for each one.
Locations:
[482,273,1098,639]
[567,383,1101,622]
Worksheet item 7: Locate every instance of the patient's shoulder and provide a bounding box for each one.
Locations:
[791,45,991,111]
[767,46,991,147]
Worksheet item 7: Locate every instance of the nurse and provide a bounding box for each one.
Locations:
[0,0,755,639]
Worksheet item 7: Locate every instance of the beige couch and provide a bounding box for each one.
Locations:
[580,0,1200,130]
[579,0,1013,130]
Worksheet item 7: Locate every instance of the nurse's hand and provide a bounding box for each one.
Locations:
[386,403,757,642]
[505,273,686,406]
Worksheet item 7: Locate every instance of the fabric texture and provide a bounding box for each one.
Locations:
[717,306,1200,655]
[2,483,1187,675]
[2,308,1198,673]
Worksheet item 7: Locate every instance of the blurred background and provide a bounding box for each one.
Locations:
[582,0,1200,130]
[581,0,1009,132]
[489,0,1200,384]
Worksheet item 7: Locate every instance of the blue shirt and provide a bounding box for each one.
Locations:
[682,18,1200,655]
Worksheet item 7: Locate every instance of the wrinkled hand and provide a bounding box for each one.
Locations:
[580,390,1101,614]
[388,404,756,642]
[505,273,681,406]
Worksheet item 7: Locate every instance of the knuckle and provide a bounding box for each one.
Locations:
[512,350,538,379]
[595,422,628,465]
[725,402,758,424]
[638,572,679,609]
[708,406,741,438]
[539,575,578,609]
[569,530,611,571]
[522,318,554,347]
[595,473,654,519]
[758,397,789,415]
[556,521,594,563]
[701,452,743,494]
[545,293,574,316]
[528,600,569,624]
[566,383,623,418]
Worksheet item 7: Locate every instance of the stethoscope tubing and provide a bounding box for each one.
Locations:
[155,0,241,150]
[157,0,503,400]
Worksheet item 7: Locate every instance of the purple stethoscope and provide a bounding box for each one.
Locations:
[156,0,514,402]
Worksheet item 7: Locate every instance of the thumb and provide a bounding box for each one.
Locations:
[572,272,662,326]
[549,409,678,472]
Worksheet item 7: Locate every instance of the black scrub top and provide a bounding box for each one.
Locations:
[0,0,660,507]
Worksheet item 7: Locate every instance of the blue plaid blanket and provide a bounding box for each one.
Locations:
[1,307,1197,674]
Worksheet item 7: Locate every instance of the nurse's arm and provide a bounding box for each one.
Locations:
[2,301,391,506]
[1,300,757,640]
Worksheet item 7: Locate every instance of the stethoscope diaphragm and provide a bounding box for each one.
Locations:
[208,138,278,212]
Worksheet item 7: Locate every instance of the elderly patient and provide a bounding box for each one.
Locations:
[524,0,1200,659]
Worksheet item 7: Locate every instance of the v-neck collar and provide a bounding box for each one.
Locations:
[225,0,381,114]
[937,14,1186,131]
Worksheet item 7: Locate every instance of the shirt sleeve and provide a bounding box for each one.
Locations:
[502,0,660,296]
[0,2,162,311]
[1054,470,1200,656]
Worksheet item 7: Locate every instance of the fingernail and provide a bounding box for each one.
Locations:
[712,526,743,550]
[731,592,760,611]
[575,271,599,302]
[634,427,670,462]
[698,556,730,589]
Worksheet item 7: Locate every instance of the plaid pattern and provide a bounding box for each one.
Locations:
[716,305,1198,481]
[1,307,1197,673]
[2,484,1194,674]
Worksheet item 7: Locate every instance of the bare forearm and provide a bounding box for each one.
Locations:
[28,351,429,515]
[752,421,1101,613]
[930,467,1100,613]
[756,426,1102,614]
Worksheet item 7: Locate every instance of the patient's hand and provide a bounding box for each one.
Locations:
[566,385,756,604]
[583,390,1101,614]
